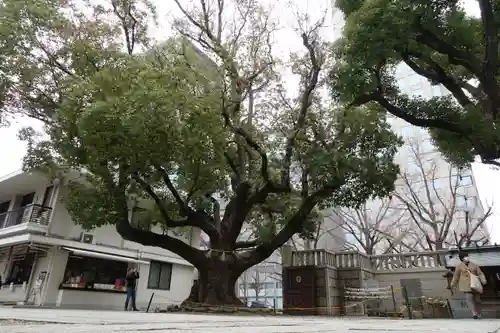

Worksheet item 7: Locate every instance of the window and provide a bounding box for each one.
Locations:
[62,255,129,291]
[0,201,10,228]
[407,74,422,87]
[456,196,476,211]
[458,175,473,186]
[432,178,443,190]
[130,207,152,231]
[275,281,282,289]
[263,282,274,290]
[41,186,54,207]
[147,261,172,290]
[431,85,444,97]
[19,192,35,207]
[8,253,35,285]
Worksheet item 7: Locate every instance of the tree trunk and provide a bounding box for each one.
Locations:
[182,259,244,307]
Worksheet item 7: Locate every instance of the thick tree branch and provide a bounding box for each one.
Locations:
[415,25,481,77]
[477,0,498,86]
[111,169,208,268]
[401,50,473,107]
[281,32,322,186]
[351,69,471,141]
[155,165,188,212]
[131,172,219,240]
[205,193,221,230]
[116,219,207,267]
[111,0,138,55]
[415,22,500,117]
[243,180,341,267]
[233,240,259,249]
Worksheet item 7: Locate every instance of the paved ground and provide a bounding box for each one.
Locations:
[0,308,499,332]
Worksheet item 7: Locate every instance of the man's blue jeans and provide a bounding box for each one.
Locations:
[125,288,137,310]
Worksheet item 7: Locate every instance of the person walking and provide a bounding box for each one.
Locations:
[125,267,140,311]
[450,251,486,319]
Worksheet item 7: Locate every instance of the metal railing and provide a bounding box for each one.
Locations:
[291,249,448,271]
[0,204,52,229]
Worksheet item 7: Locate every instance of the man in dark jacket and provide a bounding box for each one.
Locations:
[125,267,140,311]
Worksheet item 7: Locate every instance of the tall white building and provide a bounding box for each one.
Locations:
[342,64,489,252]
[393,65,488,243]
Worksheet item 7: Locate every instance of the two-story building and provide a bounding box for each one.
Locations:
[0,169,199,310]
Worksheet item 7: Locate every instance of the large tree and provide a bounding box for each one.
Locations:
[331,0,500,168]
[0,0,401,306]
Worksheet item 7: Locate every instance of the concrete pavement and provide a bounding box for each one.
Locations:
[0,308,499,332]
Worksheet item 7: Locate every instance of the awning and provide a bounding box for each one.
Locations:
[62,246,150,265]
[446,252,500,268]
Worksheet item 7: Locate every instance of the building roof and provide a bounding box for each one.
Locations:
[445,245,500,267]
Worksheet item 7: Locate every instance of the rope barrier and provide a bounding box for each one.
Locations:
[147,286,454,317]
[149,294,366,312]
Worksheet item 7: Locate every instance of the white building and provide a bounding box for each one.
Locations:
[0,170,199,310]
[394,65,488,240]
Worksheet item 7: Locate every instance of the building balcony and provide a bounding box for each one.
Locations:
[0,204,52,237]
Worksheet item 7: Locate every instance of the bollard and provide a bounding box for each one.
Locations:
[146,293,155,313]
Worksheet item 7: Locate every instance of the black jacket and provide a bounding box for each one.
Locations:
[126,271,139,289]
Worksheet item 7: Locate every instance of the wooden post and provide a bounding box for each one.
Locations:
[402,286,412,319]
[390,285,397,314]
[446,299,454,319]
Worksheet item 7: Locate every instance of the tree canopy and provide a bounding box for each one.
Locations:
[332,0,500,168]
[0,0,401,305]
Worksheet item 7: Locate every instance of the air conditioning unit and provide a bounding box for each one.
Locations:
[80,233,95,244]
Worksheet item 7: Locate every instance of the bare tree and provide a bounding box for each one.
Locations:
[248,271,265,303]
[337,199,408,255]
[394,138,492,251]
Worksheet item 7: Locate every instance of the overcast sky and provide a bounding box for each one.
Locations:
[1,0,498,243]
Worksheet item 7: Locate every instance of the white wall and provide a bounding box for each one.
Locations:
[56,289,126,310]
[47,183,199,265]
[135,262,195,309]
[0,258,7,282]
[39,248,69,306]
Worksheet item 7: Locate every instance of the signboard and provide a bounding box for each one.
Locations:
[34,271,47,289]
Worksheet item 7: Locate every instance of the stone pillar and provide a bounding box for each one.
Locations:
[41,248,69,306]
[281,245,293,267]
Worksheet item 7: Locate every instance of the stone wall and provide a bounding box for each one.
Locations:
[284,266,450,317]
[284,250,454,317]
[315,266,341,316]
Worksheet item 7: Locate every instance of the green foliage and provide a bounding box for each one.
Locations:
[332,0,500,168]
[3,0,402,261]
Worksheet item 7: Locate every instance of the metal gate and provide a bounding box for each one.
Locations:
[283,266,316,315]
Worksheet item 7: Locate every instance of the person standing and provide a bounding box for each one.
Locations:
[125,267,140,311]
[450,251,486,319]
